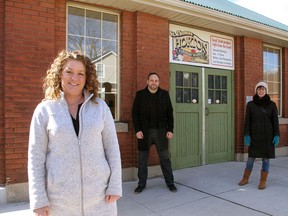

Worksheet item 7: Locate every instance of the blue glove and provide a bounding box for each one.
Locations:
[244,135,251,147]
[272,135,280,147]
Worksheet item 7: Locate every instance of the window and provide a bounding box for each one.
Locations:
[263,45,281,116]
[96,63,105,78]
[208,75,227,104]
[67,4,119,120]
[176,71,199,103]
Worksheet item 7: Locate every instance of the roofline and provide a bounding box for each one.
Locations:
[78,0,288,47]
[134,0,288,40]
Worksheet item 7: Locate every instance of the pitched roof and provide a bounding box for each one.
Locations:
[181,0,288,32]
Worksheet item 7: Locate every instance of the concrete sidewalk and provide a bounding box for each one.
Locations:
[1,157,288,216]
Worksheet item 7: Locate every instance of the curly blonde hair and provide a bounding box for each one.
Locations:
[43,50,99,102]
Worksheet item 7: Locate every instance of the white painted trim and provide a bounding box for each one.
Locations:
[201,67,206,165]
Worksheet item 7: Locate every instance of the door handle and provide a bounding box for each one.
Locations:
[205,107,209,116]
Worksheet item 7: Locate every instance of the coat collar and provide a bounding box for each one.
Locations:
[60,90,94,104]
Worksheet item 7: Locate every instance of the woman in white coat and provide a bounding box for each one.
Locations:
[28,50,122,216]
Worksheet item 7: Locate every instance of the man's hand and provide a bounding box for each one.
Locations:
[166,132,173,139]
[33,206,50,216]
[136,131,144,139]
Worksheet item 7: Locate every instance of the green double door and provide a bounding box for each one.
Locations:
[170,64,234,169]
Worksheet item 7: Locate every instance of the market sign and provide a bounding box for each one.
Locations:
[169,24,234,70]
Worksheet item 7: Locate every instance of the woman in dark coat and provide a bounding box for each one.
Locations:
[238,81,280,190]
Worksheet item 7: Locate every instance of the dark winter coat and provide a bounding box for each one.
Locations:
[244,94,280,158]
[132,86,174,151]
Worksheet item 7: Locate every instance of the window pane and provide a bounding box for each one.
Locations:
[183,89,191,103]
[222,76,227,89]
[183,73,190,87]
[192,73,198,87]
[102,40,117,56]
[68,7,84,35]
[103,82,116,118]
[68,35,84,51]
[103,66,117,85]
[263,45,281,116]
[271,82,280,95]
[208,90,214,104]
[192,89,198,103]
[86,10,101,38]
[86,38,101,60]
[96,63,105,79]
[103,13,118,40]
[215,90,221,103]
[263,50,268,62]
[208,75,214,89]
[176,88,183,103]
[222,91,227,104]
[176,71,183,86]
[103,53,117,68]
[215,76,220,89]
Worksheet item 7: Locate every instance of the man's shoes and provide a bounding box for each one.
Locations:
[134,185,146,194]
[167,184,177,192]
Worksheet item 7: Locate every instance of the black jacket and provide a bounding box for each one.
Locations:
[244,94,280,158]
[132,86,174,133]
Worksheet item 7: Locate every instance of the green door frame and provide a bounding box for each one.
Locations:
[170,64,202,168]
[204,67,235,164]
[170,64,234,169]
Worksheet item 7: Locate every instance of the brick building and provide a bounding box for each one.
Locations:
[0,0,288,203]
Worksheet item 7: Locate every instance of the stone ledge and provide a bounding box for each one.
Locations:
[279,117,288,124]
[235,146,288,161]
[0,187,6,205]
[115,122,128,132]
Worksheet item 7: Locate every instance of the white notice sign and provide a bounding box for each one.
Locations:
[211,36,233,67]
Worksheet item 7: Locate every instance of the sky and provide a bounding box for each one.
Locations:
[228,0,288,26]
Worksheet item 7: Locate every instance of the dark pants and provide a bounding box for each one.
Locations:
[137,128,174,186]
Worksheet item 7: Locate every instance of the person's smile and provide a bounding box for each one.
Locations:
[61,59,86,96]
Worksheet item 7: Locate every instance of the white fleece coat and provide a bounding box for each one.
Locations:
[28,92,122,216]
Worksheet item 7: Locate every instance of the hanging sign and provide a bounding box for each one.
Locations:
[169,24,234,70]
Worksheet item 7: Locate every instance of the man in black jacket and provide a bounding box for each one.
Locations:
[132,72,177,193]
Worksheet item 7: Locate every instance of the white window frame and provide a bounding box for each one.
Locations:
[96,63,106,79]
[66,3,120,120]
[263,44,282,116]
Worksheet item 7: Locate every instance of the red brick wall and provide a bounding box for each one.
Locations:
[235,37,263,154]
[119,11,137,168]
[243,37,264,94]
[234,36,245,154]
[0,0,5,184]
[280,47,288,147]
[54,0,66,54]
[235,38,288,154]
[2,0,66,184]
[135,12,170,90]
[282,47,288,118]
